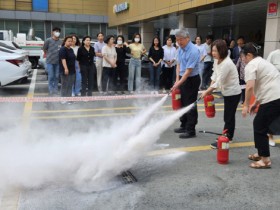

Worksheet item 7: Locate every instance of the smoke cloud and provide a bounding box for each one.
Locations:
[0,96,194,192]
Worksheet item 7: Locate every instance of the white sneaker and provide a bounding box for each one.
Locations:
[60,101,67,104]
[269,140,276,147]
[162,89,167,94]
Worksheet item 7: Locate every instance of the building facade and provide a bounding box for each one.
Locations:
[0,0,280,57]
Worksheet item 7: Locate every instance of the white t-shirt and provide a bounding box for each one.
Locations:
[162,45,176,67]
[245,56,280,104]
[210,56,241,96]
[204,43,213,62]
[102,45,117,68]
[267,49,280,71]
[195,44,207,63]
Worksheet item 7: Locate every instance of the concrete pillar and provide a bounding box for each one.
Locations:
[178,14,197,41]
[140,22,155,50]
[264,1,280,58]
[117,25,128,41]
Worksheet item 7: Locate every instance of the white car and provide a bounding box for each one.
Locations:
[0,41,29,56]
[0,50,31,86]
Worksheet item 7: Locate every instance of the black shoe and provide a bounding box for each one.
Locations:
[210,142,217,149]
[179,132,196,139]
[174,127,187,133]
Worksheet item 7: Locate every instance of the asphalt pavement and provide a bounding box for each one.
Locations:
[0,69,279,210]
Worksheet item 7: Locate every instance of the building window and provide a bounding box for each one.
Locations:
[19,21,31,35]
[107,27,117,36]
[0,20,4,30]
[32,21,44,40]
[5,20,18,34]
[65,23,88,38]
[90,24,100,40]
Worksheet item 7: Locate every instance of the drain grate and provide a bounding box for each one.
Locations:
[121,170,137,184]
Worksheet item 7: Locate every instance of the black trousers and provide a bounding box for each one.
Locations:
[202,62,213,88]
[114,61,126,91]
[179,75,200,133]
[223,94,241,140]
[161,66,174,90]
[80,64,95,96]
[102,67,115,92]
[254,98,280,157]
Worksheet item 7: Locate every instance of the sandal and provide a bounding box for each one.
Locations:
[250,160,271,169]
[248,154,261,161]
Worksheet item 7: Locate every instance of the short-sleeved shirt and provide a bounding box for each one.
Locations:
[43,37,63,64]
[102,45,117,68]
[148,46,164,63]
[245,56,280,104]
[203,43,213,63]
[177,41,200,77]
[195,44,207,63]
[162,45,176,67]
[95,41,106,61]
[77,46,95,66]
[129,43,145,60]
[210,56,241,96]
[267,49,280,71]
[59,46,76,75]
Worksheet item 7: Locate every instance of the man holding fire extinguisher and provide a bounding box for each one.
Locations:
[201,39,241,149]
[171,28,201,138]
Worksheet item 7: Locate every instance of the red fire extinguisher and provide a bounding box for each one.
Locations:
[204,94,215,118]
[217,130,229,164]
[172,89,182,110]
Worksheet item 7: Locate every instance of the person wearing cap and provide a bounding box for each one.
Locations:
[242,42,280,169]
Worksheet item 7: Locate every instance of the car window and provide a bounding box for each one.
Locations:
[12,42,22,49]
[0,42,17,50]
[0,48,14,53]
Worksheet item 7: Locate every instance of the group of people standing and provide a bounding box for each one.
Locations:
[172,28,280,169]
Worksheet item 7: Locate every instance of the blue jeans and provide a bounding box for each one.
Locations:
[47,63,60,94]
[128,58,141,92]
[149,63,161,90]
[72,61,81,95]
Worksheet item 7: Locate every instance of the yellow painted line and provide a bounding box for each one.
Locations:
[31,103,228,114]
[0,70,37,210]
[31,108,242,120]
[0,189,21,210]
[148,139,280,156]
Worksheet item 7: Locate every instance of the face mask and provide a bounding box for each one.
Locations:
[134,38,140,43]
[117,40,123,45]
[54,32,60,37]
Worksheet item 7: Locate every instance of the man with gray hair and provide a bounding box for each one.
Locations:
[172,28,200,138]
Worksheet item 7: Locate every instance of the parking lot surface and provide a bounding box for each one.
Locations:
[0,69,280,210]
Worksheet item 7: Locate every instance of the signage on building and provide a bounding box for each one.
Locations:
[267,2,278,17]
[113,2,129,14]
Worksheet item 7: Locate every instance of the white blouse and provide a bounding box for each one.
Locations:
[210,56,241,96]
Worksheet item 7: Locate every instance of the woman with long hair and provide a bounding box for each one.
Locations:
[71,34,81,96]
[148,36,164,94]
[77,36,96,96]
[115,35,130,93]
[128,33,146,94]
